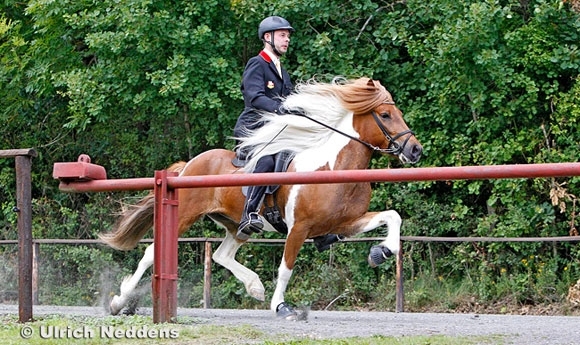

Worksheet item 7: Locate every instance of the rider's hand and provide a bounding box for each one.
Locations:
[277,104,306,116]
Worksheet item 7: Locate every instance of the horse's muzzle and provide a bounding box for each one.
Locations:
[400,143,422,165]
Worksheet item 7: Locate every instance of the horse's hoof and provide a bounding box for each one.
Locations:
[276,302,298,320]
[122,307,137,316]
[249,287,265,302]
[109,296,123,316]
[368,245,393,268]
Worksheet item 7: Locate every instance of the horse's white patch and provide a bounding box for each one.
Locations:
[284,187,298,235]
[293,112,356,172]
[212,232,265,300]
[285,112,356,235]
[362,210,402,232]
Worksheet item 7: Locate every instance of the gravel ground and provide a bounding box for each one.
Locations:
[1,304,579,344]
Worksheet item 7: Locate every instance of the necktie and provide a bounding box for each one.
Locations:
[274,60,282,77]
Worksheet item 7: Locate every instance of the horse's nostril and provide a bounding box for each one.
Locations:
[412,144,422,155]
[410,144,422,163]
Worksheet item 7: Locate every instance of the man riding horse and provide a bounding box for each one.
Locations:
[233,16,342,251]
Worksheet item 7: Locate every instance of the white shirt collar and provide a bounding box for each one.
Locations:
[263,49,280,65]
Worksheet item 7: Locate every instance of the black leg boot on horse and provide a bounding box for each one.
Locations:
[312,234,345,252]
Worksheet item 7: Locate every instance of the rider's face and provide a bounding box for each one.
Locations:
[266,29,291,55]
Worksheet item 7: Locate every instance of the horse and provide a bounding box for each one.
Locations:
[99,77,422,319]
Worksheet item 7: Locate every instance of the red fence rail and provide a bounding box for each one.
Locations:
[57,162,580,192]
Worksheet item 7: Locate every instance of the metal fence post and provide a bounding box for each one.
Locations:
[152,170,179,323]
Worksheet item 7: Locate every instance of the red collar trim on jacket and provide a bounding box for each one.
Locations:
[259,50,272,63]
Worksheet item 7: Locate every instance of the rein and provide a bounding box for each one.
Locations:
[298,113,377,151]
[297,101,415,155]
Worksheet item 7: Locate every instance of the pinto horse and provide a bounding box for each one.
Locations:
[99,77,422,319]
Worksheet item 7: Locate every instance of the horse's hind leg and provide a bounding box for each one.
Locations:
[212,230,265,301]
[109,244,154,315]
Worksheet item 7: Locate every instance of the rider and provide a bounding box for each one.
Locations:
[234,16,342,251]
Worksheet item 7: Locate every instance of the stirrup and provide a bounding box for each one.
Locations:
[237,212,264,240]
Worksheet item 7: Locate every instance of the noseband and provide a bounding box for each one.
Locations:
[298,100,416,155]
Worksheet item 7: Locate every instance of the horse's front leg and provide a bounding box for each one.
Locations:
[352,209,401,267]
[270,229,308,320]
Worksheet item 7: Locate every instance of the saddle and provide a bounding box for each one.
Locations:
[232,149,295,234]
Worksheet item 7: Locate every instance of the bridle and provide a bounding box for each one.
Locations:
[299,100,416,155]
[370,101,415,155]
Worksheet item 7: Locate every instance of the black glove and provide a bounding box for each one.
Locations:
[292,107,307,116]
[277,104,306,116]
[276,104,290,115]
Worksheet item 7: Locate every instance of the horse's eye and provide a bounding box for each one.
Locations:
[380,112,391,119]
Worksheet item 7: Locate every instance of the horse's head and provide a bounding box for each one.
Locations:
[367,92,423,164]
[352,79,422,164]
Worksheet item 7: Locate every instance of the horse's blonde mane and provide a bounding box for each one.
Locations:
[235,77,390,172]
[303,77,392,114]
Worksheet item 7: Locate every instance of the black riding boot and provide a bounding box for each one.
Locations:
[313,234,345,252]
[237,185,267,240]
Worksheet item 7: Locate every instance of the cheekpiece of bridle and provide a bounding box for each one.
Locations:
[369,100,415,156]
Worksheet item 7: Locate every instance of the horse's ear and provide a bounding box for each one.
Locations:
[366,78,375,87]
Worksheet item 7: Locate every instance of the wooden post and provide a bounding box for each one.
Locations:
[14,151,35,322]
[1,149,37,321]
[152,170,179,323]
[395,240,404,312]
[203,241,212,308]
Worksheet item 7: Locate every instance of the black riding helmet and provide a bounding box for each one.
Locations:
[258,16,294,56]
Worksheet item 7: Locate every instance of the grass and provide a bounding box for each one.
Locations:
[0,314,503,345]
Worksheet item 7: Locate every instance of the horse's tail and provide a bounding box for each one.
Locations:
[99,161,187,251]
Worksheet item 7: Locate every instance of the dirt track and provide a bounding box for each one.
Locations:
[1,304,579,344]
